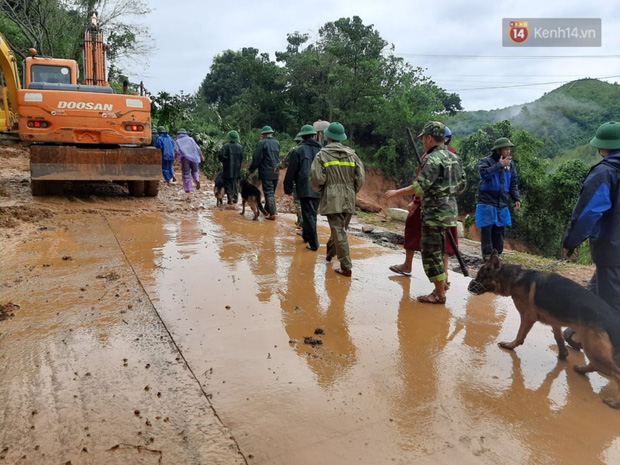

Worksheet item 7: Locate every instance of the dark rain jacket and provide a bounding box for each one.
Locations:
[250,137,280,181]
[563,150,620,266]
[283,139,322,199]
[218,142,244,179]
[477,152,520,208]
[310,142,365,215]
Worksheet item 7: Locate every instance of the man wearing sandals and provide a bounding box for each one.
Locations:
[411,121,466,304]
[384,126,460,285]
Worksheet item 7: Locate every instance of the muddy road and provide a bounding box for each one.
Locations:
[1,146,619,464]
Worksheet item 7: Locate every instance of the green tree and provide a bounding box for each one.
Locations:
[198,47,287,132]
[198,15,460,162]
[513,159,589,256]
[0,0,151,75]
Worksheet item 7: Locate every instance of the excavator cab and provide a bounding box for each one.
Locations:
[30,63,73,86]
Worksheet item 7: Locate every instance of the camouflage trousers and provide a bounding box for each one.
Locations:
[292,189,303,227]
[421,226,447,283]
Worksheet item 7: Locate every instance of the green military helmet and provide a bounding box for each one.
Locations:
[324,122,347,141]
[417,121,446,139]
[261,125,274,135]
[227,130,240,142]
[491,137,515,151]
[294,133,302,142]
[590,121,620,150]
[298,124,317,137]
[177,128,187,134]
[157,126,167,134]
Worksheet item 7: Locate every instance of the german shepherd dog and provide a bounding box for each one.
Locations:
[239,179,268,220]
[468,251,620,408]
[214,171,225,207]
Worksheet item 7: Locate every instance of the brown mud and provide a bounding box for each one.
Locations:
[1,145,617,465]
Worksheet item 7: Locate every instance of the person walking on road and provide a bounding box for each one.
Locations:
[406,121,466,304]
[562,121,620,350]
[279,133,304,227]
[310,122,365,277]
[155,126,177,184]
[175,129,204,194]
[218,130,244,204]
[475,137,521,261]
[249,126,281,220]
[383,125,460,288]
[284,125,322,251]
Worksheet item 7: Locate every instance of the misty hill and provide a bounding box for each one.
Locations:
[446,79,620,159]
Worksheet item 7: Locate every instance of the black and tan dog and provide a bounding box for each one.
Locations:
[214,171,225,207]
[239,179,268,220]
[468,250,620,408]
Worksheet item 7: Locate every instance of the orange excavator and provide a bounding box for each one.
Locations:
[0,12,160,196]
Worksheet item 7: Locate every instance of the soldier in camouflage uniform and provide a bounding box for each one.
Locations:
[413,121,466,304]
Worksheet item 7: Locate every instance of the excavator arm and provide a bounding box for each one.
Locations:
[0,32,22,134]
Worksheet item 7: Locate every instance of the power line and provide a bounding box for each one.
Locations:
[398,54,620,59]
[448,75,620,91]
[431,74,604,77]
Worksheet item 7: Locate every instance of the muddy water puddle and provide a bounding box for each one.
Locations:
[109,209,619,464]
[0,213,244,464]
[2,207,619,464]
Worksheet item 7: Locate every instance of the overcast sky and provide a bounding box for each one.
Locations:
[135,0,620,112]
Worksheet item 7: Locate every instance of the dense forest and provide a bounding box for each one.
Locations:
[2,2,619,260]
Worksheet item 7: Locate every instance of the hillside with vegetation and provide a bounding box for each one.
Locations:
[446,79,620,164]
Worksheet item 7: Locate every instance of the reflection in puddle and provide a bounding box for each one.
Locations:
[110,208,620,465]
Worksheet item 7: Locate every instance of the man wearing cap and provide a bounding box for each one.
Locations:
[562,122,620,350]
[475,137,521,261]
[310,122,365,277]
[383,125,460,286]
[174,129,204,193]
[250,126,281,220]
[407,121,465,303]
[284,125,322,251]
[218,130,244,204]
[155,126,177,184]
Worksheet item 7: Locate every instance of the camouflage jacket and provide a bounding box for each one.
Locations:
[310,142,365,215]
[412,145,466,227]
